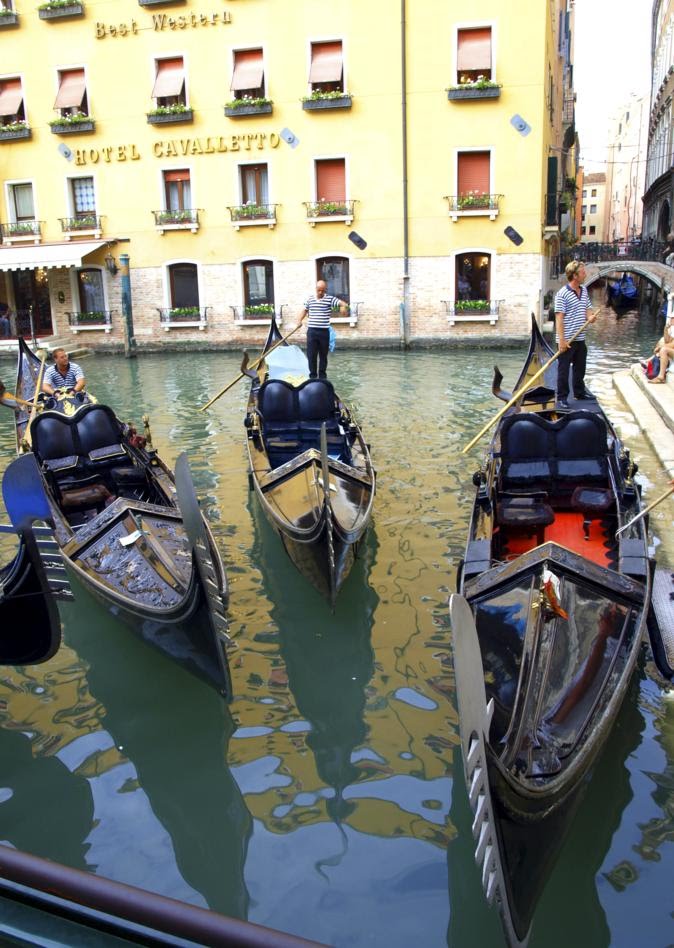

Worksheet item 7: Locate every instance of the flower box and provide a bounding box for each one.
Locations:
[147,109,193,126]
[0,125,31,142]
[0,11,19,26]
[302,95,352,112]
[50,119,95,135]
[138,0,185,5]
[447,86,501,101]
[224,102,273,118]
[38,1,84,19]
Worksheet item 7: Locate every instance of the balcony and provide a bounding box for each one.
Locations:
[447,82,502,101]
[302,93,352,112]
[38,1,84,18]
[230,304,285,327]
[444,193,502,222]
[60,215,103,239]
[67,310,113,334]
[1,220,42,245]
[224,99,273,118]
[0,123,31,143]
[443,299,502,327]
[49,116,96,135]
[157,306,209,330]
[146,107,193,126]
[0,10,19,26]
[153,208,200,234]
[228,203,277,230]
[304,200,355,226]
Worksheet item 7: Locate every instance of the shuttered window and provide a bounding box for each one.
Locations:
[152,58,186,106]
[54,69,87,114]
[456,27,492,82]
[231,49,264,97]
[309,41,344,93]
[315,159,346,202]
[457,152,490,196]
[0,79,25,122]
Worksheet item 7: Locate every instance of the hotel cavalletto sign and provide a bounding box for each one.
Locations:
[73,134,280,166]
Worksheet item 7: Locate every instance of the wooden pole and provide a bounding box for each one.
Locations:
[199,323,303,412]
[461,316,593,454]
[615,483,674,537]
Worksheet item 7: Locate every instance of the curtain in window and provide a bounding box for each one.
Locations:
[164,170,191,210]
[243,261,274,306]
[77,269,104,313]
[12,184,34,221]
[242,166,268,204]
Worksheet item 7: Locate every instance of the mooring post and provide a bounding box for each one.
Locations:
[119,253,137,359]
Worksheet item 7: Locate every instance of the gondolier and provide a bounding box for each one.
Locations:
[555,260,597,410]
[298,280,348,380]
[42,348,86,396]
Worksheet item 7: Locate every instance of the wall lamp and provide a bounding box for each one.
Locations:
[104,253,118,276]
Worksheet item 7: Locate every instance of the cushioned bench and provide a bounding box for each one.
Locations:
[256,378,347,466]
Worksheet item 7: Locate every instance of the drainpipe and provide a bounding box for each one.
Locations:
[400,0,410,348]
[119,253,136,359]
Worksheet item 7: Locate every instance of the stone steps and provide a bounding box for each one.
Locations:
[613,365,674,478]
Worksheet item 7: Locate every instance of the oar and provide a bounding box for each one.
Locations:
[615,483,674,537]
[199,323,303,412]
[27,350,48,429]
[0,381,33,410]
[461,316,594,454]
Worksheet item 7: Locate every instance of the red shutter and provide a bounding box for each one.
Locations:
[458,152,490,195]
[231,49,264,91]
[0,79,24,116]
[457,28,492,71]
[315,160,345,202]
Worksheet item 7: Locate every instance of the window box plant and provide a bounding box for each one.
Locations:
[229,203,274,222]
[457,191,495,210]
[447,77,501,101]
[147,105,193,125]
[224,96,273,118]
[3,220,40,238]
[155,209,196,225]
[455,299,491,313]
[302,91,352,111]
[0,8,19,26]
[306,200,352,218]
[61,215,99,232]
[0,121,31,142]
[137,0,185,5]
[38,0,84,19]
[168,306,200,320]
[244,304,275,317]
[49,112,95,134]
[75,310,107,323]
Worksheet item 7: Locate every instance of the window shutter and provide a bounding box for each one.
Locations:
[315,160,346,202]
[457,152,490,195]
[163,169,190,183]
[231,49,264,91]
[457,28,492,71]
[0,79,24,116]
[152,59,185,98]
[54,70,86,110]
[309,42,343,83]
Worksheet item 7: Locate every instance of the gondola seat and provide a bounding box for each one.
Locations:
[571,486,614,539]
[499,414,553,489]
[496,493,555,545]
[30,414,79,476]
[75,406,127,469]
[297,380,340,433]
[555,413,608,484]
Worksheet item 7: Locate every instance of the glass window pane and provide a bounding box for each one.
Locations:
[170,264,199,307]
[13,184,34,220]
[318,257,349,302]
[243,261,273,305]
[456,252,490,300]
[77,268,104,312]
[72,178,95,214]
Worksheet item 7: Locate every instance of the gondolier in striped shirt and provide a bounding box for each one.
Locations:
[554,260,597,410]
[298,280,348,379]
[42,348,86,396]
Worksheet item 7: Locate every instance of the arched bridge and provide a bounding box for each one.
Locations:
[583,260,674,295]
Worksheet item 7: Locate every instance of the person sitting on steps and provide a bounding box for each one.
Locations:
[649,313,674,384]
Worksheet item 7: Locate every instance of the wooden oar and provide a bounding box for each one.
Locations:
[461,316,594,454]
[27,350,48,430]
[615,483,674,537]
[199,323,303,412]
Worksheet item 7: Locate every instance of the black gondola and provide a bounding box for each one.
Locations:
[606,272,639,313]
[244,315,375,605]
[451,316,651,945]
[1,338,231,693]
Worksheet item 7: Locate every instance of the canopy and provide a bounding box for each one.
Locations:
[231,50,264,91]
[308,42,343,83]
[54,70,86,110]
[0,241,108,272]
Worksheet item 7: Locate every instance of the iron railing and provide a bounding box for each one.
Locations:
[66,310,113,329]
[157,306,210,326]
[230,304,286,321]
[304,200,355,220]
[228,203,277,223]
[562,239,667,266]
[442,299,503,323]
[60,215,102,234]
[1,220,42,240]
[444,193,502,213]
[153,208,200,227]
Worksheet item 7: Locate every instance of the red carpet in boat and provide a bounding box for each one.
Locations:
[503,512,612,566]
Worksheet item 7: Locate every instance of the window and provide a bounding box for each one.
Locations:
[591,188,597,197]
[456,27,492,83]
[240,164,268,204]
[589,225,596,235]
[315,158,346,203]
[581,205,586,217]
[242,260,274,308]
[456,252,491,301]
[152,58,186,108]
[317,257,350,303]
[10,183,34,222]
[54,69,88,118]
[582,189,587,198]
[309,41,344,94]
[457,151,490,200]
[77,268,104,312]
[590,204,597,214]
[231,49,265,100]
[163,169,191,210]
[0,78,25,124]
[581,227,587,235]
[70,177,95,219]
[168,263,199,308]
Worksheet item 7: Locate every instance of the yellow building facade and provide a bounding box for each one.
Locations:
[0,0,575,350]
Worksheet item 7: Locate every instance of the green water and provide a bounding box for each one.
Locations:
[0,308,672,947]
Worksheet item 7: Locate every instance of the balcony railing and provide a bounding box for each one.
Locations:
[304,200,355,225]
[1,220,42,243]
[227,203,277,229]
[67,310,113,333]
[230,304,286,325]
[443,299,502,326]
[444,194,502,221]
[157,306,210,330]
[561,239,666,267]
[153,208,200,233]
[60,215,103,238]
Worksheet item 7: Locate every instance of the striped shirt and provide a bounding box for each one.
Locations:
[304,295,341,329]
[44,360,83,390]
[554,283,591,341]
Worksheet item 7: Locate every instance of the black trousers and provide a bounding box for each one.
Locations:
[307,327,329,379]
[556,339,587,399]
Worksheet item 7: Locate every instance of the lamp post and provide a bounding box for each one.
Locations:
[119,253,136,359]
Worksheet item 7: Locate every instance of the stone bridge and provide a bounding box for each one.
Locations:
[583,260,674,296]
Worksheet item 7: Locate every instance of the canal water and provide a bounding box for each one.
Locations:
[0,305,672,947]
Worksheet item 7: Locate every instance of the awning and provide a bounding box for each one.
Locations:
[0,241,108,272]
[457,28,492,72]
[231,49,264,91]
[0,79,24,117]
[152,58,185,98]
[308,42,343,83]
[54,70,86,110]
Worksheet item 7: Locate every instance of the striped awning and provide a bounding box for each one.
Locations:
[152,59,185,98]
[0,241,108,272]
[231,49,264,91]
[309,42,343,83]
[54,70,86,110]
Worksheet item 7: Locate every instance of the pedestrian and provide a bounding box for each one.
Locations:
[0,303,10,339]
[42,348,86,395]
[298,280,348,380]
[554,260,597,410]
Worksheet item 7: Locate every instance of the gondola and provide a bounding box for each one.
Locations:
[244,315,375,605]
[2,338,231,693]
[606,272,638,313]
[451,316,651,945]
